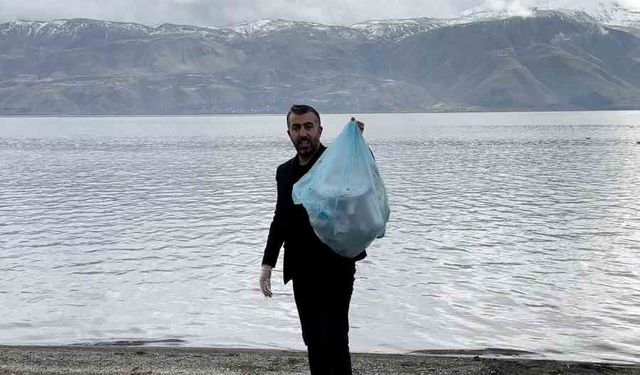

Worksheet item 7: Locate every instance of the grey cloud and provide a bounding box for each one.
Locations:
[619,0,640,9]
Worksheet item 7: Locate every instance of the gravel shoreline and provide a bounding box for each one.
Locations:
[1,346,639,374]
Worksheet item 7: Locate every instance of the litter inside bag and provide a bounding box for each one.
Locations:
[292,121,390,258]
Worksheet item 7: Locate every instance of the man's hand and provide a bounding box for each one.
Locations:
[351,117,365,133]
[259,265,273,298]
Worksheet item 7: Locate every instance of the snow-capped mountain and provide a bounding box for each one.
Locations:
[149,23,239,39]
[350,17,451,41]
[4,1,638,48]
[535,0,640,26]
[228,19,314,37]
[458,7,599,25]
[0,18,367,44]
[221,1,640,41]
[2,8,640,114]
[0,17,455,45]
[460,0,640,27]
[0,18,149,39]
[227,19,364,40]
[0,19,245,44]
[226,17,455,42]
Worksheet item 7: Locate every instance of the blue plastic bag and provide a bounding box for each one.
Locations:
[292,121,390,258]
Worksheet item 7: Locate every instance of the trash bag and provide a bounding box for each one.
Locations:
[292,120,390,258]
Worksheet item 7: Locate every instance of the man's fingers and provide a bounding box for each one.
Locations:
[265,281,272,297]
[260,278,272,297]
[260,265,273,297]
[261,279,272,298]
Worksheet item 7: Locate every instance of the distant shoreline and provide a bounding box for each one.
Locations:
[1,108,639,118]
[1,346,639,374]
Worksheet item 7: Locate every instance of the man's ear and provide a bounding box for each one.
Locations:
[318,126,323,136]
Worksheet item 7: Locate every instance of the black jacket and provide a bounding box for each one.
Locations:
[262,144,366,284]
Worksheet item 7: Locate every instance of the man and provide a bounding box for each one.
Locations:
[260,104,366,375]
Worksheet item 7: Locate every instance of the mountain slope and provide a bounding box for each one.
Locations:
[0,14,639,114]
[392,16,640,110]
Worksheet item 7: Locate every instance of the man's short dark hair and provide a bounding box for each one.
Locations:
[286,104,321,128]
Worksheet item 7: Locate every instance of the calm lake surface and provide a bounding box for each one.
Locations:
[1,112,639,364]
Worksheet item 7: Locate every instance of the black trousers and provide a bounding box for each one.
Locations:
[292,266,355,375]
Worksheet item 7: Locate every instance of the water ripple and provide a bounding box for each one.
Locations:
[1,114,639,364]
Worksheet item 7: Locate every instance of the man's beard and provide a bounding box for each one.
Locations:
[295,138,316,155]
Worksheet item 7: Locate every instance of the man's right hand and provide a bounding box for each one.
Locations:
[259,265,273,298]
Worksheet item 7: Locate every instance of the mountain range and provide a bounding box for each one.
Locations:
[1,1,639,114]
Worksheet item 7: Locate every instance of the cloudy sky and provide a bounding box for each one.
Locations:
[0,0,483,26]
[0,0,639,27]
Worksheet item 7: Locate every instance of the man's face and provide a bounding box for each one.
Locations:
[287,112,323,158]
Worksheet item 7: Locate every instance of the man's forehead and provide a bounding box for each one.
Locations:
[289,112,319,125]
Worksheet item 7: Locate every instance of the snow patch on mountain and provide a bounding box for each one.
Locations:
[0,18,150,39]
[351,17,451,41]
[149,23,242,41]
[229,19,321,37]
[227,19,367,40]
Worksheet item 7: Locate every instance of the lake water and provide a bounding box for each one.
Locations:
[1,112,639,364]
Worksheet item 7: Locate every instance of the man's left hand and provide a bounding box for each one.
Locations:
[259,265,273,298]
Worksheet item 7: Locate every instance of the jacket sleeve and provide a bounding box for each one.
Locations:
[261,165,285,268]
